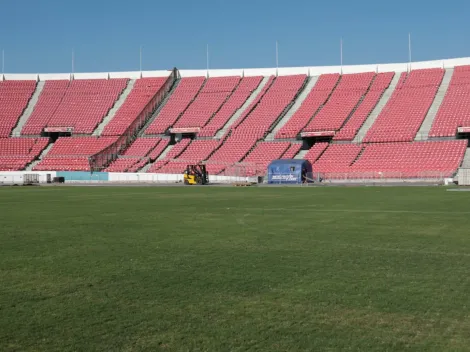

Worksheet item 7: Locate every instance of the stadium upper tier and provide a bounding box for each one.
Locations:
[0,57,470,179]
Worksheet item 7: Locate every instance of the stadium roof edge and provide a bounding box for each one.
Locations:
[1,57,470,81]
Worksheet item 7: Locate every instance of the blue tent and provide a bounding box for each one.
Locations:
[267,159,312,184]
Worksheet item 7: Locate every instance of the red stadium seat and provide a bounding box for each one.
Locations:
[0,137,49,170]
[363,69,444,143]
[0,80,37,137]
[429,66,470,137]
[145,77,205,134]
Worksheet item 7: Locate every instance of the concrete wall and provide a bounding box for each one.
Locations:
[0,171,253,184]
[3,57,470,82]
[38,73,71,81]
[56,171,109,181]
[0,171,56,184]
[458,168,470,185]
[109,172,253,183]
[3,73,38,81]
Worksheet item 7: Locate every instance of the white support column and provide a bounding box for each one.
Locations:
[408,33,412,72]
[206,44,209,78]
[275,41,279,76]
[71,49,75,75]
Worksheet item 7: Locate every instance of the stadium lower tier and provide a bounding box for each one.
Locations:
[0,137,466,180]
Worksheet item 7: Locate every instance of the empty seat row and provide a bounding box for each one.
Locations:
[364,69,444,142]
[122,137,162,157]
[147,138,192,173]
[239,141,291,176]
[22,80,70,135]
[198,76,263,137]
[233,75,306,136]
[23,79,128,135]
[430,66,470,137]
[0,80,36,137]
[334,72,395,141]
[276,74,340,138]
[0,137,49,170]
[173,76,241,129]
[102,78,167,136]
[104,157,141,172]
[302,72,375,133]
[308,140,466,179]
[145,77,206,134]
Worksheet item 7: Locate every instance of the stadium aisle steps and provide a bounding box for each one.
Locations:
[0,137,49,171]
[0,80,37,137]
[92,79,136,136]
[303,142,329,164]
[429,65,470,138]
[415,68,454,140]
[275,74,340,139]
[144,77,206,134]
[11,81,46,137]
[147,138,191,173]
[294,149,309,160]
[173,76,241,129]
[140,78,181,136]
[353,72,402,143]
[266,76,319,140]
[334,72,394,141]
[199,76,263,137]
[32,136,118,171]
[232,75,306,136]
[102,77,172,137]
[21,80,70,135]
[282,143,301,159]
[363,68,444,143]
[45,79,129,134]
[302,72,375,133]
[25,141,54,171]
[460,147,470,168]
[154,140,220,174]
[214,76,269,139]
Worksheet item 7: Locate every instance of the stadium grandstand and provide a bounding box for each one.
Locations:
[1,57,470,183]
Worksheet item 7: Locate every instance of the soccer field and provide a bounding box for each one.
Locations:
[1,186,470,351]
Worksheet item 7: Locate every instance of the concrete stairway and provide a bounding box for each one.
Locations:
[139,79,181,136]
[215,76,271,139]
[415,68,454,141]
[353,72,402,143]
[92,79,136,136]
[139,144,174,172]
[294,149,308,159]
[26,142,54,171]
[265,76,319,141]
[460,148,470,168]
[11,81,46,136]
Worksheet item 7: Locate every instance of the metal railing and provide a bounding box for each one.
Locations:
[264,171,453,184]
[88,68,178,171]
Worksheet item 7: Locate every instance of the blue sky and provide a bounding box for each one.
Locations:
[1,0,469,73]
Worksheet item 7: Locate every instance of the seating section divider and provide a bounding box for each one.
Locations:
[429,65,470,137]
[302,72,375,133]
[363,69,444,142]
[0,69,468,178]
[102,78,167,136]
[145,77,206,134]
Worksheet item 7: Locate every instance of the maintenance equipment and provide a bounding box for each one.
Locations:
[183,164,209,185]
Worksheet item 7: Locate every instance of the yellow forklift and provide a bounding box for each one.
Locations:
[183,164,209,185]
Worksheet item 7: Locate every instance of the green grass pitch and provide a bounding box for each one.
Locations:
[1,186,470,351]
